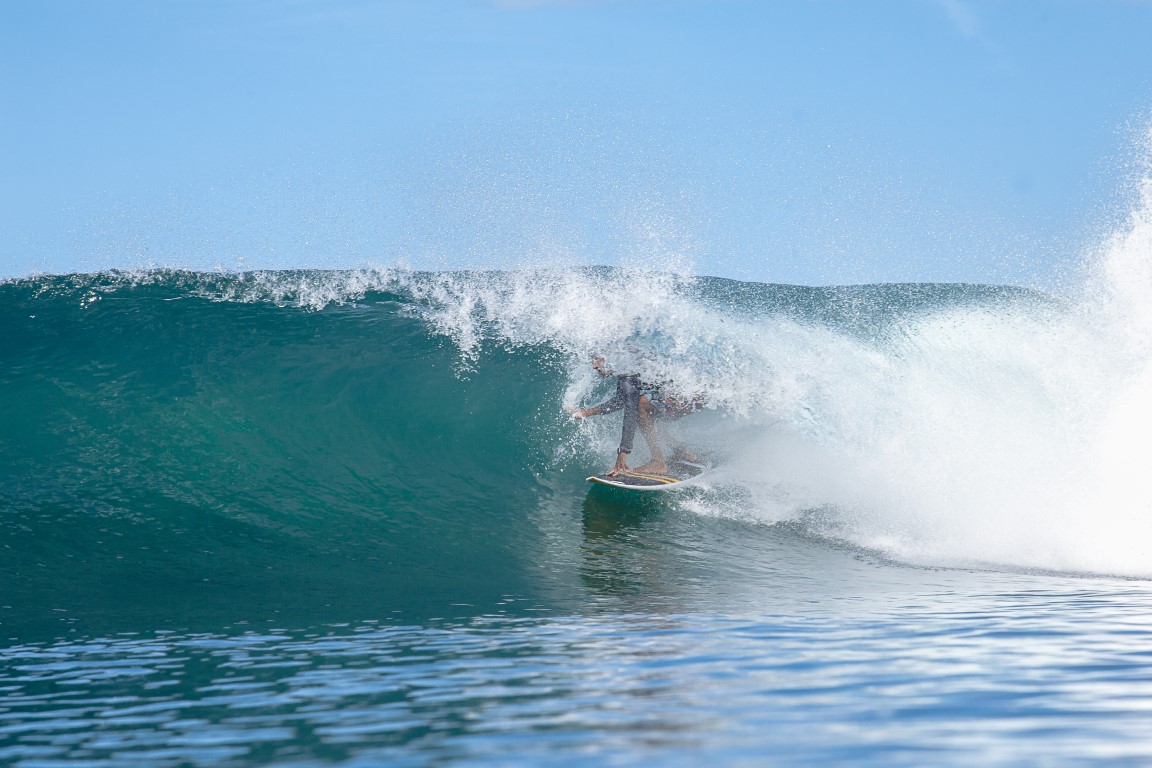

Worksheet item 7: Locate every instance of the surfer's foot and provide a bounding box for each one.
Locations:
[633,461,670,475]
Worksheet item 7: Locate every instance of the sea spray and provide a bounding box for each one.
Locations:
[1078,132,1152,570]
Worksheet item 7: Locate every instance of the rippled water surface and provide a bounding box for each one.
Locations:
[5,573,1152,767]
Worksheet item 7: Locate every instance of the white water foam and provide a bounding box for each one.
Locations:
[397,139,1152,578]
[752,150,1152,577]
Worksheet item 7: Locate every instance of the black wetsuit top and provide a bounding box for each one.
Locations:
[593,374,660,455]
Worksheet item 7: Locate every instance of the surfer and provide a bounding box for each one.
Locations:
[566,356,702,476]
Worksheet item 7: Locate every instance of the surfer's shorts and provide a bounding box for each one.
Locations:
[646,392,704,420]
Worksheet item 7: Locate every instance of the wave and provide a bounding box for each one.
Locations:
[2,165,1152,626]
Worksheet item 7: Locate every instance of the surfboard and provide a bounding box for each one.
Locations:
[586,458,710,491]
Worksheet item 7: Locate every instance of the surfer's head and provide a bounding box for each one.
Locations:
[591,355,613,377]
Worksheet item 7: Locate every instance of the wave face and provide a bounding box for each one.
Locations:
[0,272,565,632]
[4,190,1152,632]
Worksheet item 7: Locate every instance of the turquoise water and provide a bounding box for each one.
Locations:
[3,269,1152,765]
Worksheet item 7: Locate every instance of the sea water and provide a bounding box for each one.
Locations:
[3,173,1152,765]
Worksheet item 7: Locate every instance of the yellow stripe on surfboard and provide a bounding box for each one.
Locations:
[616,471,679,484]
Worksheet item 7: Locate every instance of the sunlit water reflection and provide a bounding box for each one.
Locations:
[5,579,1152,767]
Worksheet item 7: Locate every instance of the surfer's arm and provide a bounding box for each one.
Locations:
[567,391,630,418]
[590,375,632,416]
[566,403,606,419]
[576,392,627,418]
[568,375,629,419]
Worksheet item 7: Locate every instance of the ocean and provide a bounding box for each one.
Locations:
[3,228,1152,764]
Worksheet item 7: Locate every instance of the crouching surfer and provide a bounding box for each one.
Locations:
[565,355,704,477]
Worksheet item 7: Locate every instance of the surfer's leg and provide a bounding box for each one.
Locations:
[632,395,670,474]
[665,435,698,464]
[659,397,699,463]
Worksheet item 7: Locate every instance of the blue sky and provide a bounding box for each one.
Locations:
[2,0,1150,286]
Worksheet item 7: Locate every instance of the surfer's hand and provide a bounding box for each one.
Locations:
[564,406,586,420]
